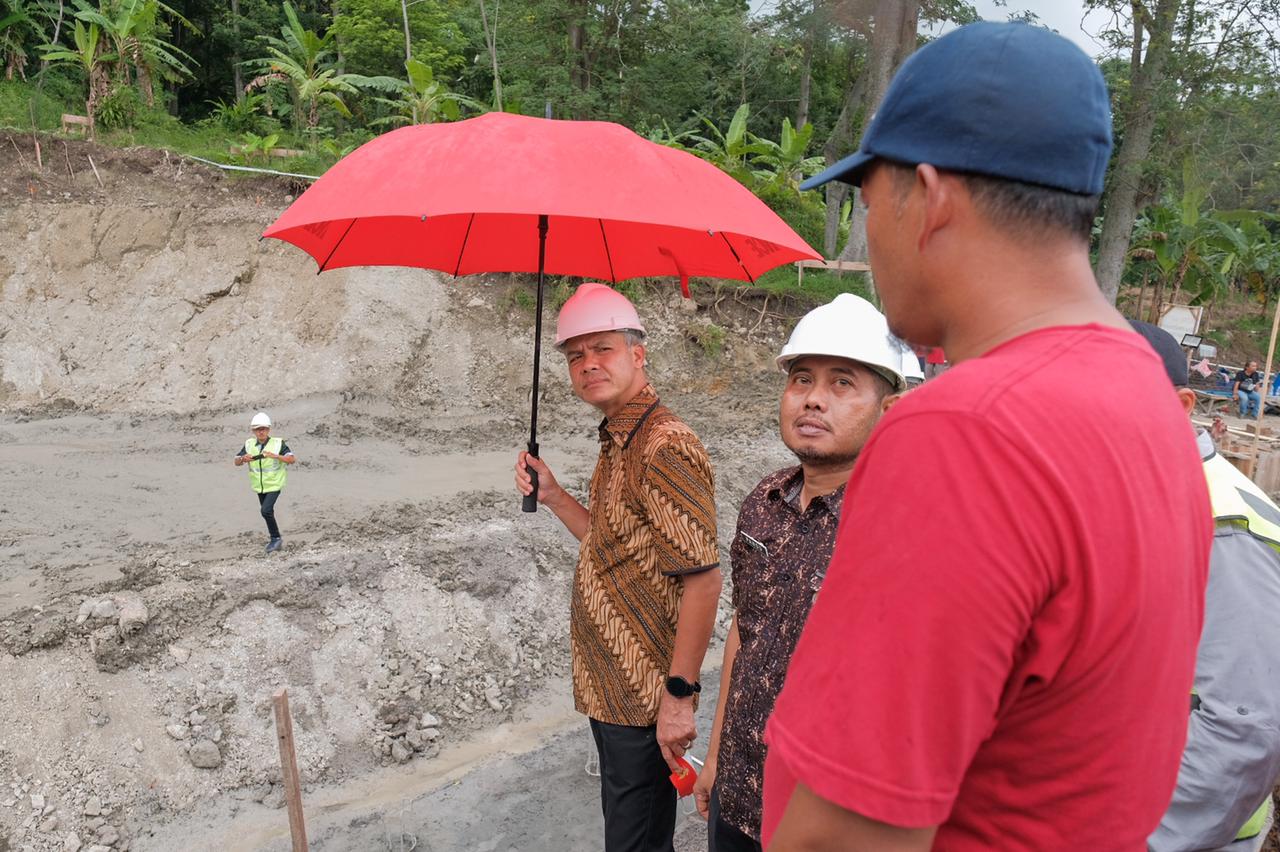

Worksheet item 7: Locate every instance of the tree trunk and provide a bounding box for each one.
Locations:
[231,0,243,100]
[837,0,920,262]
[1094,0,1182,304]
[796,1,817,130]
[1136,271,1148,319]
[478,0,503,110]
[1148,274,1167,324]
[568,0,589,118]
[401,0,413,64]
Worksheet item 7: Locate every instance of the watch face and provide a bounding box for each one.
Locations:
[666,676,690,697]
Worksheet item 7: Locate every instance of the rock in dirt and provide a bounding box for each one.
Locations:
[391,740,412,763]
[39,816,58,833]
[83,797,102,817]
[167,645,190,664]
[90,600,118,621]
[114,592,148,636]
[165,724,188,740]
[95,826,119,846]
[63,833,82,852]
[187,740,221,769]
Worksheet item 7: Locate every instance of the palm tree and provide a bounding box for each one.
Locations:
[368,59,482,127]
[41,19,115,134]
[1,0,49,80]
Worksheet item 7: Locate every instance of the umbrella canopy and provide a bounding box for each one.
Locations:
[263,112,819,512]
[262,112,819,291]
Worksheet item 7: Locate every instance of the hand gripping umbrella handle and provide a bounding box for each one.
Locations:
[522,441,540,513]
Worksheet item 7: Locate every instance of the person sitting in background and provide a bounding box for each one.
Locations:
[1234,361,1263,417]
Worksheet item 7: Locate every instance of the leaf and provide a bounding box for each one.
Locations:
[725,103,749,152]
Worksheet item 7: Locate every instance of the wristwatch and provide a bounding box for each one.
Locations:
[665,676,701,699]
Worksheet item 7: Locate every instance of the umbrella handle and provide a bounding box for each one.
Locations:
[522,440,540,513]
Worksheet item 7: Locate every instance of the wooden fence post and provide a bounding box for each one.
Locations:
[273,689,309,851]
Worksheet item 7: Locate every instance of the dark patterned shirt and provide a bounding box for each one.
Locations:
[570,384,720,726]
[716,465,843,840]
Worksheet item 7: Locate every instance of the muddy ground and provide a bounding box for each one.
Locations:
[0,135,798,851]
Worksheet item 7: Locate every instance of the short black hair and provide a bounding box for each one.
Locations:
[878,160,1099,243]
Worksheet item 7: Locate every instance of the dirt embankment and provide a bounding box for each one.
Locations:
[0,136,802,851]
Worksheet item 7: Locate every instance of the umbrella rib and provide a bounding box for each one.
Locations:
[598,219,617,283]
[453,213,476,278]
[719,232,755,284]
[317,219,357,274]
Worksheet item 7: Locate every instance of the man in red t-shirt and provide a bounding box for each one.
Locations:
[764,22,1211,852]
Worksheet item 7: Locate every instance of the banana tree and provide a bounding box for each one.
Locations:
[746,117,824,187]
[246,1,367,142]
[690,103,753,181]
[366,59,482,127]
[41,20,115,134]
[1,0,48,80]
[72,0,195,105]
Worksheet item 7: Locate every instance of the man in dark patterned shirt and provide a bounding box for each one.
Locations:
[515,282,721,852]
[692,294,907,851]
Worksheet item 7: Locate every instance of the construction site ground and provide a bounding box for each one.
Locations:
[0,135,793,851]
[3,135,1278,852]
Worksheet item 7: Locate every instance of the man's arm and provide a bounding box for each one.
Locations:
[1149,530,1280,851]
[658,564,722,770]
[693,615,741,818]
[515,451,590,540]
[768,782,936,852]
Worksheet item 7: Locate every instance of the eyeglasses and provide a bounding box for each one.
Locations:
[252,426,270,432]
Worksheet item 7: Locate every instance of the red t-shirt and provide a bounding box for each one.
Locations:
[762,325,1211,851]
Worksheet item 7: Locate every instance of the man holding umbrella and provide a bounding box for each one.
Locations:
[515,282,722,852]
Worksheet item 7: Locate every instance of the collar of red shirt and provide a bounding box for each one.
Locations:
[598,384,661,449]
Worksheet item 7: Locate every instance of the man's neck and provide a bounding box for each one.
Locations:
[937,246,1127,364]
[599,376,651,419]
[799,463,853,512]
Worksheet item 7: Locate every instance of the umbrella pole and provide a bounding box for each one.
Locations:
[523,214,550,513]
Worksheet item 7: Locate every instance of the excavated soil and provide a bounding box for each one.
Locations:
[0,135,801,851]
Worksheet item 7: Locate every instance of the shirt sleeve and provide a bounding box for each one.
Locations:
[235,446,249,458]
[765,410,1060,828]
[278,441,293,456]
[641,430,720,577]
[1149,529,1280,852]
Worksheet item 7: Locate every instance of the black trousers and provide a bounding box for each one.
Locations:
[257,490,281,538]
[589,718,677,852]
[708,786,762,852]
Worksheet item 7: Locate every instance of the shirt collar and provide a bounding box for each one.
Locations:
[599,384,660,448]
[1196,427,1215,461]
[765,465,847,516]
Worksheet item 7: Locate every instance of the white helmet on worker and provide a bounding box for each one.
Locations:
[777,293,908,392]
[250,412,272,429]
[900,347,924,386]
[555,282,645,348]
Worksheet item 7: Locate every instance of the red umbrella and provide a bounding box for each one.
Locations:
[264,112,819,511]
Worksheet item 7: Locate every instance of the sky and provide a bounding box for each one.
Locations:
[745,1,1119,59]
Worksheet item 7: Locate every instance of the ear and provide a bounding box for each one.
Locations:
[1176,387,1196,416]
[881,392,903,414]
[632,342,647,369]
[916,164,953,252]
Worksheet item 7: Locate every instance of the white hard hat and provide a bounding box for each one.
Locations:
[900,347,924,384]
[776,294,908,392]
[250,412,272,428]
[555,282,645,347]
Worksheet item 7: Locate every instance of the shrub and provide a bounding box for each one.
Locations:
[97,85,142,130]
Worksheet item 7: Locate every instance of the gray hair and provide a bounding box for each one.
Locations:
[556,328,647,352]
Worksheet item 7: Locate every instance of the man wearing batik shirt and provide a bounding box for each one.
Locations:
[516,282,721,852]
[691,294,907,852]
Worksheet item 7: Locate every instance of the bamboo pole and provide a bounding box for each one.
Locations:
[272,689,308,851]
[1249,293,1280,480]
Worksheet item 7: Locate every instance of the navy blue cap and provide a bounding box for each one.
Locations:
[801,22,1113,195]
[1128,320,1189,387]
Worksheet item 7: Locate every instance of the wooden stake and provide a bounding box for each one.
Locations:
[87,154,103,188]
[1250,293,1280,480]
[7,135,28,169]
[33,138,41,171]
[62,141,74,178]
[272,689,309,852]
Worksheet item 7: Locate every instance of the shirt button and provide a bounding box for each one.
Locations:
[782,572,794,582]
[797,521,811,534]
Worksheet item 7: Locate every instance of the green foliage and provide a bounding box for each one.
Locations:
[238,128,278,160]
[0,76,70,129]
[207,92,264,133]
[96,82,141,128]
[329,0,464,79]
[368,58,482,127]
[686,321,726,358]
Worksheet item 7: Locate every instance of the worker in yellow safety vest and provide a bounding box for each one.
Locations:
[234,411,296,554]
[1132,320,1279,852]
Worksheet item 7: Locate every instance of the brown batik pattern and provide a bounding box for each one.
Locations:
[570,385,720,726]
[715,465,843,840]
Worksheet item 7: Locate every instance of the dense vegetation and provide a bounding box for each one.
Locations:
[2,0,1279,313]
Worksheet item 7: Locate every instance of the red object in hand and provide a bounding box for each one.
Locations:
[669,757,697,797]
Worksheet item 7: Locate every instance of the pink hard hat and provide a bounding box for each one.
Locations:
[554,282,645,347]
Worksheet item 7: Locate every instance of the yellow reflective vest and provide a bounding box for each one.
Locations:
[1202,451,1278,840]
[244,436,287,494]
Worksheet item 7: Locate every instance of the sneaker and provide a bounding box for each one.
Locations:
[266,538,283,554]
